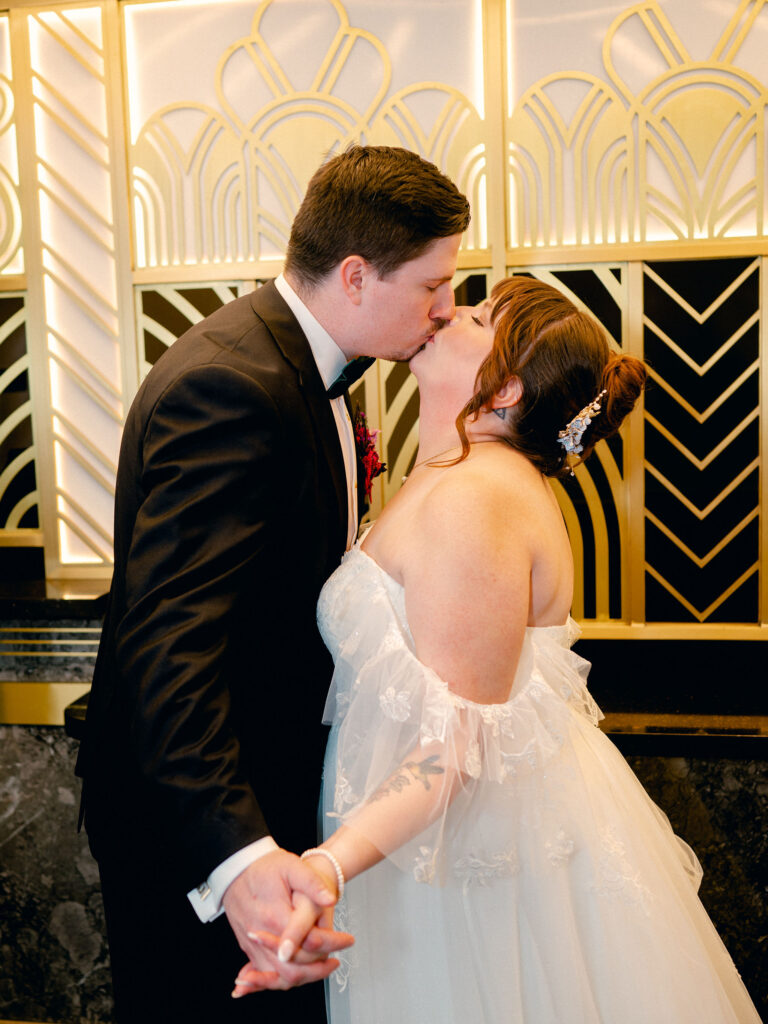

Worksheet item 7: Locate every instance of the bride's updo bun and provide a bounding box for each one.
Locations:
[457,276,646,478]
[588,353,648,452]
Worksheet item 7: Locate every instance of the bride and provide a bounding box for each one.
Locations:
[240,276,761,1022]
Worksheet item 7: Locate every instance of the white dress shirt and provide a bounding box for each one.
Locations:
[187,275,359,922]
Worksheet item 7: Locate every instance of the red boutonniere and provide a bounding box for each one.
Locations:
[353,405,386,502]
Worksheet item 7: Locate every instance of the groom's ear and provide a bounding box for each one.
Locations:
[491,376,523,412]
[338,256,369,306]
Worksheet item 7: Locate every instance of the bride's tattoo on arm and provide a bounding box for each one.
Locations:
[369,754,445,802]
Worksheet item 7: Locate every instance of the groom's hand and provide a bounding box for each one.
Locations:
[222,848,353,993]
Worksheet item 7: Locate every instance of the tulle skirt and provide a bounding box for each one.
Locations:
[323,712,761,1024]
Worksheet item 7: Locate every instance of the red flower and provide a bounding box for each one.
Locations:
[353,405,386,502]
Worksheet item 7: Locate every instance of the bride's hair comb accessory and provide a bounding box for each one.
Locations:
[557,389,607,456]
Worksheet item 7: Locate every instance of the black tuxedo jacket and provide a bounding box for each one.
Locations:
[77,281,349,890]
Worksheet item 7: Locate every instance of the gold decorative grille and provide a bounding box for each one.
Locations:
[12,3,133,575]
[506,0,768,258]
[136,282,246,378]
[643,257,760,622]
[0,14,22,278]
[129,0,488,271]
[0,295,37,533]
[0,0,761,637]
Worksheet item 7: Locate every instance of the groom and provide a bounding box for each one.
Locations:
[75,145,470,1023]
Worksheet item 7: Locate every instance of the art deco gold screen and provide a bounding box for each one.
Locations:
[0,0,766,639]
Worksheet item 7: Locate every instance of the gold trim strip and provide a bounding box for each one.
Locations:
[0,275,27,291]
[601,712,768,736]
[0,627,101,632]
[0,651,98,656]
[578,622,768,639]
[0,1020,55,1024]
[131,250,494,286]
[0,680,90,726]
[0,529,44,546]
[506,239,768,266]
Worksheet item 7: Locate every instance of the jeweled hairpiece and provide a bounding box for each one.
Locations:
[557,389,607,456]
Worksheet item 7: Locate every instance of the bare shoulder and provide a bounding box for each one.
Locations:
[411,448,545,567]
[421,447,547,527]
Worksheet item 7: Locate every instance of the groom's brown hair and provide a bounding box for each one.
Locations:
[285,145,470,287]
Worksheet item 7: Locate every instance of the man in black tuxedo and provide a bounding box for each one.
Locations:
[76,145,470,1023]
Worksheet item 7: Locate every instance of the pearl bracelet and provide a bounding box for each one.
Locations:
[301,847,345,901]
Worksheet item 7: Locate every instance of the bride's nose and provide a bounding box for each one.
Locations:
[447,307,473,327]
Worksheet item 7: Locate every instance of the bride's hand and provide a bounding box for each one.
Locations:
[273,854,343,964]
[232,890,344,995]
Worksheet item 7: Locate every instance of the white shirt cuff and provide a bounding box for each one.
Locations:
[187,835,279,922]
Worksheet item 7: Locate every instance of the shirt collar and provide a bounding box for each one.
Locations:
[275,273,347,391]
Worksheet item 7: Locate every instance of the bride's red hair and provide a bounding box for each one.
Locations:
[454,276,646,478]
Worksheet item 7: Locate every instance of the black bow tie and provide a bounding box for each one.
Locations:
[326,356,375,399]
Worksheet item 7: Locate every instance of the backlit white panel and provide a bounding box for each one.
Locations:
[29,6,122,565]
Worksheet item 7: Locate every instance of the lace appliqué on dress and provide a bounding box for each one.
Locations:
[464,740,482,779]
[379,686,411,722]
[590,825,653,915]
[454,848,520,892]
[413,845,438,884]
[479,702,517,737]
[331,895,353,993]
[545,828,575,867]
[332,772,359,814]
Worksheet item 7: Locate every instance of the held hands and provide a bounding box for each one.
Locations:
[222,848,353,998]
[256,849,344,965]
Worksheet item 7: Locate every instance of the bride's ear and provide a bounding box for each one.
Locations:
[490,377,522,414]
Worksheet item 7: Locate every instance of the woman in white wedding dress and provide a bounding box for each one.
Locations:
[254,276,762,1022]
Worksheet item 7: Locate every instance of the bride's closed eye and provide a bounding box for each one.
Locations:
[472,316,484,327]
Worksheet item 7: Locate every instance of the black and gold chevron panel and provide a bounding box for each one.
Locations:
[519,267,628,622]
[0,295,38,530]
[643,258,760,623]
[136,283,243,377]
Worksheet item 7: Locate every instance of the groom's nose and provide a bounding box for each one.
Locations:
[429,282,456,323]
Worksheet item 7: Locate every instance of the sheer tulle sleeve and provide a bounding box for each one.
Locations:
[318,547,601,883]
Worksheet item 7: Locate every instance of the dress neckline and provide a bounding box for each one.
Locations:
[352,540,574,636]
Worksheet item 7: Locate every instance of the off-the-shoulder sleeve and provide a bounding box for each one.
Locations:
[320,554,601,883]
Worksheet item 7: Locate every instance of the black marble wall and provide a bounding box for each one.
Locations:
[0,723,766,1022]
[0,726,112,1021]
[629,754,768,1018]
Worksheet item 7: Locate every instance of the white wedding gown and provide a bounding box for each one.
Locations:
[317,542,762,1024]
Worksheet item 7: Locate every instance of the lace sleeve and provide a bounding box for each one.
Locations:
[321,582,597,884]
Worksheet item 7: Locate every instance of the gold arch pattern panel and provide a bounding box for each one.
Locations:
[26,7,125,568]
[0,18,22,278]
[507,0,768,252]
[130,0,486,269]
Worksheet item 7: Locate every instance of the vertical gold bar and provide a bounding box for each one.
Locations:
[482,0,508,282]
[625,260,645,626]
[106,0,140,414]
[760,256,767,624]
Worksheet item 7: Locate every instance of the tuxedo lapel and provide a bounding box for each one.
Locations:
[249,282,349,542]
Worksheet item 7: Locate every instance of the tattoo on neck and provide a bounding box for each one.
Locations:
[493,408,506,420]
